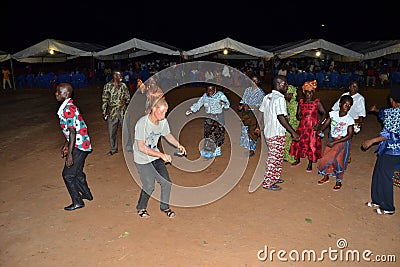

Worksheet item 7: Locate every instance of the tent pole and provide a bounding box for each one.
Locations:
[91,53,94,73]
[10,58,16,90]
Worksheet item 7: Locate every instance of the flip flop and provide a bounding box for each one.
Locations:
[291,161,301,167]
[318,178,330,185]
[375,208,395,215]
[332,183,342,191]
[365,201,379,208]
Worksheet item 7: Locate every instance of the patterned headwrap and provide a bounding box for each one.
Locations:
[302,80,317,92]
[287,84,297,99]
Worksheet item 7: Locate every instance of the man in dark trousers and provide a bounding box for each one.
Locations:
[55,83,93,211]
[101,69,131,155]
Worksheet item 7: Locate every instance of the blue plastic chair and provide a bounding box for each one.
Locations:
[286,72,296,86]
[295,72,307,87]
[390,72,400,89]
[77,73,87,88]
[57,73,70,83]
[315,72,325,89]
[305,72,315,82]
[350,73,365,88]
[17,74,25,88]
[338,73,351,89]
[328,72,339,89]
[26,74,35,88]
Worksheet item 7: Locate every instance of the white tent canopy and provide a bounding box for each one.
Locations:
[184,37,274,60]
[93,38,182,60]
[0,50,11,62]
[343,40,400,60]
[269,39,363,62]
[12,39,106,63]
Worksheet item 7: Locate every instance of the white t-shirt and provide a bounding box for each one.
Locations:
[259,90,288,138]
[133,115,170,164]
[329,110,354,138]
[331,92,366,120]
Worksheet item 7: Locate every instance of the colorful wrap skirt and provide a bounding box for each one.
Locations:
[317,137,350,182]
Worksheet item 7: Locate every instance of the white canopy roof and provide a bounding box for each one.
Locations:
[269,39,363,62]
[12,39,105,63]
[344,40,400,60]
[184,37,274,60]
[93,38,182,60]
[0,50,11,62]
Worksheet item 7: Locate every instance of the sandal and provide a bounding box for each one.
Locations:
[138,209,150,218]
[332,182,342,191]
[375,208,395,215]
[291,161,301,167]
[263,184,282,191]
[365,201,380,208]
[162,208,176,218]
[318,177,330,185]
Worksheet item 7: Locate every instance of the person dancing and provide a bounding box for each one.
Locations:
[290,80,327,172]
[186,84,230,158]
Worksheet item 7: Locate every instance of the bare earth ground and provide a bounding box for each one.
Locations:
[0,82,399,267]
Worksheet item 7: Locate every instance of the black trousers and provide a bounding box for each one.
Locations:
[62,148,92,205]
[371,154,400,211]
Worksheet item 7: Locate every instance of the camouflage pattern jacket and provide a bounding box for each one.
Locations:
[101,81,131,120]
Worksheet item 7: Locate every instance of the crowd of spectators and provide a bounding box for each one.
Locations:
[273,57,399,89]
[5,55,400,91]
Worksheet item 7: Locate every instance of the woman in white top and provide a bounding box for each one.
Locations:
[331,80,365,134]
[317,95,355,191]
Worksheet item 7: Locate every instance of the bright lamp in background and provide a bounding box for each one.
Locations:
[315,51,321,57]
[223,49,228,55]
[49,49,55,55]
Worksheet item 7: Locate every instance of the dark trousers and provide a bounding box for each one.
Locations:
[107,114,123,153]
[371,154,400,211]
[135,158,171,211]
[62,148,92,205]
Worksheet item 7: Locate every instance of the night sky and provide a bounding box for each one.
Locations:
[3,1,399,54]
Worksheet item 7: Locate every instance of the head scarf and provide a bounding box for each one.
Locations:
[302,80,317,92]
[287,84,297,99]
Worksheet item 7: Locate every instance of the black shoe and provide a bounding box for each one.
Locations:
[82,194,93,201]
[64,203,85,211]
[107,150,118,156]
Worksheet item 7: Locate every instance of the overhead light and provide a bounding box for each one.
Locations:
[223,49,228,55]
[49,49,55,55]
[315,51,321,57]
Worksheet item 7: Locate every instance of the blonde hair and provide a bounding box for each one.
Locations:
[152,97,168,110]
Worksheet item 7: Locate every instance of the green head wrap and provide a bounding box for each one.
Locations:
[287,85,297,99]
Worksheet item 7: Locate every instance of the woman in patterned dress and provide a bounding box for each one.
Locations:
[186,84,230,158]
[283,84,300,163]
[289,80,327,172]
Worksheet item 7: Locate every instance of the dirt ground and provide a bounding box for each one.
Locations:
[0,80,399,267]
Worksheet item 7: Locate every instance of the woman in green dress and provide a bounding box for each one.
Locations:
[283,85,300,163]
